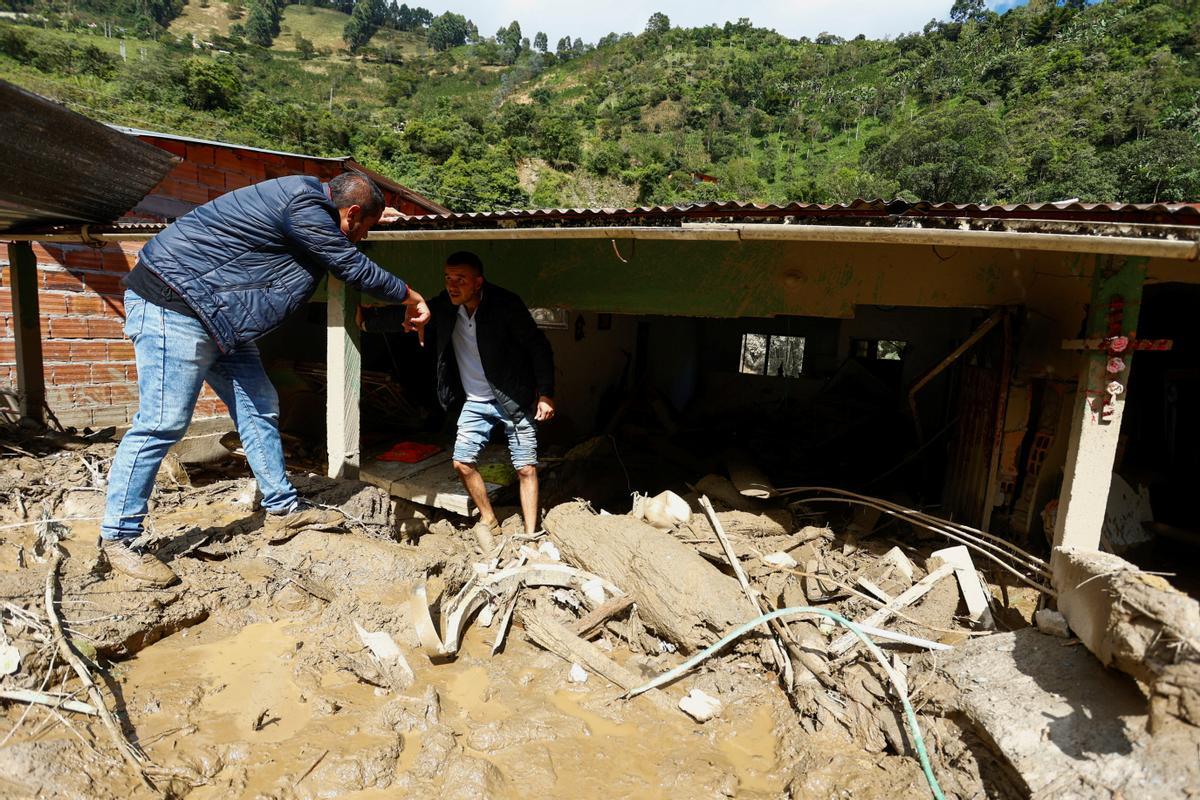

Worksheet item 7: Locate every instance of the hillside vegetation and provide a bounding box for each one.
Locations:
[0,0,1198,212]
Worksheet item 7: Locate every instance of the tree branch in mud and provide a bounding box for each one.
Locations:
[44,548,158,794]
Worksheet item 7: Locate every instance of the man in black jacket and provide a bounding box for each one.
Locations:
[361,251,555,544]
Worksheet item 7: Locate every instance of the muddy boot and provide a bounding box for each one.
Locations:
[472,521,497,552]
[100,539,178,587]
[264,502,344,544]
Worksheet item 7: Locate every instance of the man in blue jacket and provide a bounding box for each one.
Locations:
[360,251,554,548]
[102,172,429,586]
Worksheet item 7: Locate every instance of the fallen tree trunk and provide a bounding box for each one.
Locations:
[544,501,752,653]
[1054,546,1200,730]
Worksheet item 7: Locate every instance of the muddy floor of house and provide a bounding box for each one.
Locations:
[1,437,1191,799]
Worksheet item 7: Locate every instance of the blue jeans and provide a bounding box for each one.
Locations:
[101,290,298,542]
[453,400,538,469]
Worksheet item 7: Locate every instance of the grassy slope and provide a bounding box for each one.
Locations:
[169,0,235,40]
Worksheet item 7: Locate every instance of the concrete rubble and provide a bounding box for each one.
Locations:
[0,433,1197,799]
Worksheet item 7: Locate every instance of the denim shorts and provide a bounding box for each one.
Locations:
[453,400,538,469]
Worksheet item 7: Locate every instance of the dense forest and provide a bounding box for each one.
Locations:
[1,0,1197,211]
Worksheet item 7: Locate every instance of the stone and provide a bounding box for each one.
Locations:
[678,689,722,723]
[1034,608,1070,638]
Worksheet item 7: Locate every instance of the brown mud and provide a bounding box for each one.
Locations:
[0,445,1013,799]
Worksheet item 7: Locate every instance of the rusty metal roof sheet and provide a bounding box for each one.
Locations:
[0,81,179,234]
[389,199,1200,231]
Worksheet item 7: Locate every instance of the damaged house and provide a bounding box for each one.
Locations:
[2,80,1199,799]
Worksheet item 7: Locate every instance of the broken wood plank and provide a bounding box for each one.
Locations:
[829,564,955,656]
[0,689,97,716]
[572,594,634,639]
[699,496,794,687]
[857,578,893,604]
[544,501,750,654]
[520,612,677,714]
[929,545,995,629]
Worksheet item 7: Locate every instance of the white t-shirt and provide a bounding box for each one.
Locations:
[452,304,494,402]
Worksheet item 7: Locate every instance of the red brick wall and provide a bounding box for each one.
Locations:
[0,241,227,429]
[2,137,435,430]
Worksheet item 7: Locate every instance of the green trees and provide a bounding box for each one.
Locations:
[533,31,547,54]
[344,0,385,52]
[645,12,670,36]
[183,58,242,111]
[496,20,522,65]
[864,102,1009,203]
[243,0,280,47]
[427,11,469,51]
[1115,130,1200,202]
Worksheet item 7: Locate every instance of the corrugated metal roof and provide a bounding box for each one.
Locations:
[0,81,179,233]
[389,199,1200,230]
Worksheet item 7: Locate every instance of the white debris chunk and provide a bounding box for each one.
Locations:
[568,663,589,684]
[1034,608,1071,638]
[0,644,19,676]
[537,540,561,561]
[551,588,582,609]
[882,546,915,583]
[762,551,798,568]
[478,603,496,628]
[581,577,607,606]
[928,545,995,629]
[678,689,722,722]
[354,620,416,687]
[636,490,691,529]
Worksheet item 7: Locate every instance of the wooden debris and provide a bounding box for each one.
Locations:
[519,611,677,714]
[857,578,893,604]
[881,546,915,583]
[572,594,634,639]
[0,689,98,716]
[685,510,790,540]
[45,549,156,792]
[409,562,624,658]
[354,621,415,689]
[929,545,995,629]
[699,496,794,686]
[545,501,751,654]
[828,564,955,656]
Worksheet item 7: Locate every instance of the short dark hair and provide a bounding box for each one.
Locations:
[329,172,385,218]
[445,250,484,275]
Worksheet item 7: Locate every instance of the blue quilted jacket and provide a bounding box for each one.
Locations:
[138,175,410,352]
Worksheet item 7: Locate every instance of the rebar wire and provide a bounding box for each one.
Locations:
[626,606,946,800]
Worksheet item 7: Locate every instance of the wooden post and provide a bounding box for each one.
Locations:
[6,242,44,425]
[1053,255,1147,552]
[326,276,360,480]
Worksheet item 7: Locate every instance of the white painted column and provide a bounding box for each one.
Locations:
[1052,256,1146,552]
[326,277,361,479]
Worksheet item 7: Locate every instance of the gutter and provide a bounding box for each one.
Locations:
[4,223,1199,260]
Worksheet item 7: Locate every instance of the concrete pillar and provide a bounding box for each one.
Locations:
[326,277,361,480]
[6,241,44,425]
[1052,255,1147,551]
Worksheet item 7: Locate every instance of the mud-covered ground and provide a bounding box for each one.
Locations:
[0,443,1009,799]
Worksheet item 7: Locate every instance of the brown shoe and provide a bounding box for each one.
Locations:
[100,539,178,587]
[264,504,344,544]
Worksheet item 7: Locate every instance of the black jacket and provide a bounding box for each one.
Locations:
[365,282,554,422]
